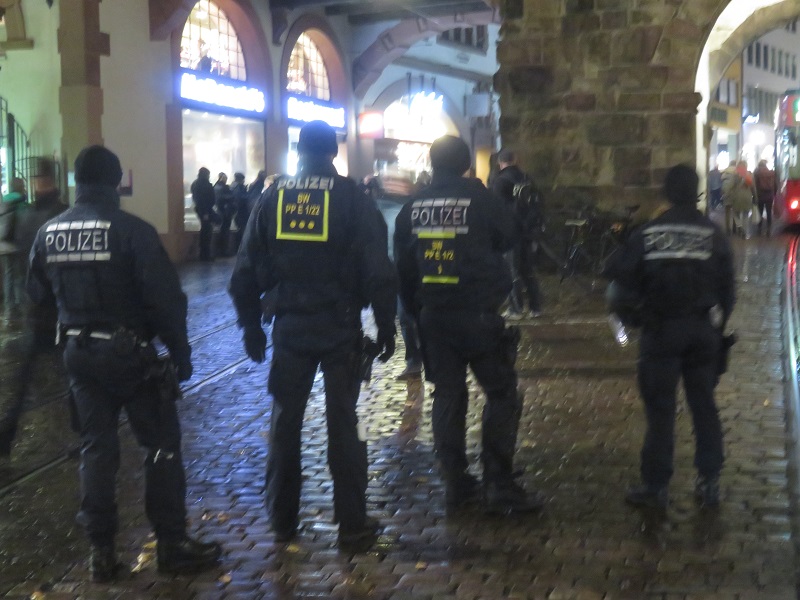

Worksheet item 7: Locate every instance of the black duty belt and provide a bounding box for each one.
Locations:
[63,326,149,353]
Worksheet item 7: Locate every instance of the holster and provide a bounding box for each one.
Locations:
[500,325,521,366]
[146,356,182,402]
[717,332,738,376]
[358,336,380,382]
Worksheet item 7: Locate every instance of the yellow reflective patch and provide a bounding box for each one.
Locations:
[418,231,456,239]
[276,189,329,242]
[422,276,459,284]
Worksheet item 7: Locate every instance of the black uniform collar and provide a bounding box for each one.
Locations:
[75,184,121,208]
[297,157,338,177]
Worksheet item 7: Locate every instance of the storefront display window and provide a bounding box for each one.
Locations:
[378,92,458,177]
[287,33,330,101]
[180,1,246,81]
[182,110,265,230]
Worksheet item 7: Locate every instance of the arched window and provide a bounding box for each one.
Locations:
[180,1,246,81]
[287,33,330,101]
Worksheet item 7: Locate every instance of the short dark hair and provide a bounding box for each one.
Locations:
[429,135,471,175]
[663,164,699,205]
[497,148,516,164]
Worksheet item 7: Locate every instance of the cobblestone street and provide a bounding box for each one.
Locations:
[0,231,796,599]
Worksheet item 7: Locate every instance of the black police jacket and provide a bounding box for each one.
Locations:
[229,159,397,334]
[394,173,516,314]
[191,177,216,218]
[27,184,191,366]
[604,203,735,324]
[492,164,526,210]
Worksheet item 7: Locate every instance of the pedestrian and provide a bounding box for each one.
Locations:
[492,149,543,318]
[229,121,397,550]
[720,160,737,234]
[213,172,235,256]
[708,164,722,210]
[722,160,755,237]
[247,169,267,200]
[375,177,424,380]
[0,157,67,456]
[603,164,735,510]
[190,167,217,261]
[394,135,545,515]
[27,145,222,581]
[753,159,775,235]
[0,177,29,312]
[231,171,250,251]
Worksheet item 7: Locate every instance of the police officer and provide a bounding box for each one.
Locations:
[191,167,217,261]
[394,135,544,514]
[604,164,735,509]
[229,121,397,549]
[27,146,221,581]
[492,148,543,318]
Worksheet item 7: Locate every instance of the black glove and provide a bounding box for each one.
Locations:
[244,326,267,363]
[376,325,396,362]
[175,358,193,382]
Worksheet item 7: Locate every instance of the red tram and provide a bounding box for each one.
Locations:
[776,90,800,223]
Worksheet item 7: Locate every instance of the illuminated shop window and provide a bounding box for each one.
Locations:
[287,33,330,101]
[383,92,456,144]
[180,1,246,81]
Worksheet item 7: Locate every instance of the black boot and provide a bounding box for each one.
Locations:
[445,472,480,513]
[0,425,16,457]
[694,475,720,508]
[483,479,545,515]
[157,535,222,574]
[90,545,124,583]
[625,484,668,509]
[338,516,381,552]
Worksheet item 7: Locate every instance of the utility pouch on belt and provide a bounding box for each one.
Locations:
[147,356,182,402]
[112,327,139,356]
[358,336,381,382]
[717,332,737,376]
[501,325,521,366]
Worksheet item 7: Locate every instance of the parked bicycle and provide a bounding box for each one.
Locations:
[544,204,636,293]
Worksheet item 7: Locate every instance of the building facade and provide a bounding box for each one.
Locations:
[741,19,800,170]
[0,0,499,260]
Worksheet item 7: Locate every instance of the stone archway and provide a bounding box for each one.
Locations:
[0,0,32,50]
[279,14,350,106]
[150,0,272,92]
[352,10,498,99]
[709,2,800,88]
[494,0,800,212]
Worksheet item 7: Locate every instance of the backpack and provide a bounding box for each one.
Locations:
[755,167,773,193]
[512,177,543,239]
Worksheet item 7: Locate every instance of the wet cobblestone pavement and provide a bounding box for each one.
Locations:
[0,230,797,599]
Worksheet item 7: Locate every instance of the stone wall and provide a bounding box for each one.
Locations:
[495,0,725,212]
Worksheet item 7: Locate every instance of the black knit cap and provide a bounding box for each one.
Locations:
[663,163,699,205]
[430,135,471,175]
[297,120,338,157]
[74,145,123,187]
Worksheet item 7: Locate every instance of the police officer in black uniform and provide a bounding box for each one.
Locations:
[604,164,735,509]
[394,135,544,514]
[229,121,397,549]
[27,146,222,581]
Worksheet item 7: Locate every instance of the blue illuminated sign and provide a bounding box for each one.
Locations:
[286,94,346,130]
[180,71,267,116]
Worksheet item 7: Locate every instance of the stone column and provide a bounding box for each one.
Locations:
[57,0,109,176]
[495,0,704,211]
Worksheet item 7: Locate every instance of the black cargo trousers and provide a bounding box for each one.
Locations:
[637,314,724,488]
[64,337,187,547]
[418,308,521,484]
[265,314,367,534]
